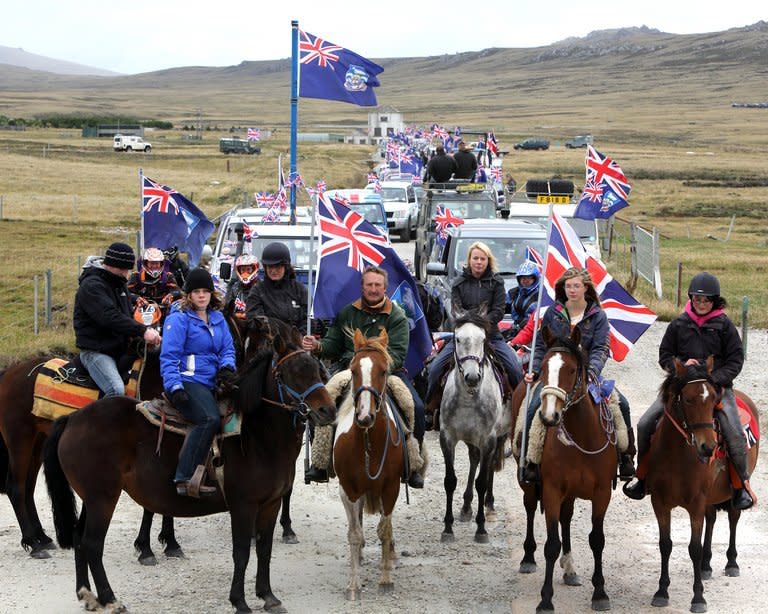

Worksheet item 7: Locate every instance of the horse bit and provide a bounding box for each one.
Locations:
[266,349,325,418]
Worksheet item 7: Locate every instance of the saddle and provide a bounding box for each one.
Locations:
[32,357,141,421]
[713,396,760,457]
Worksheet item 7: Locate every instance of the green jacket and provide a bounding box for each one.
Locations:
[318,298,409,371]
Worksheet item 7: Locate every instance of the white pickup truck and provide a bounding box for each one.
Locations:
[113,134,151,152]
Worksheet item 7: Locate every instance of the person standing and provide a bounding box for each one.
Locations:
[453,140,478,180]
[424,146,457,183]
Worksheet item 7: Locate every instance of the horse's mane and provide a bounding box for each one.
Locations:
[659,362,715,406]
[453,309,493,336]
[352,332,393,371]
[544,334,586,372]
[236,348,274,413]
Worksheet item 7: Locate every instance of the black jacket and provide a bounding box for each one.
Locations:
[425,153,457,183]
[659,311,743,388]
[451,267,506,339]
[73,262,146,359]
[169,256,189,288]
[453,150,478,180]
[246,273,308,334]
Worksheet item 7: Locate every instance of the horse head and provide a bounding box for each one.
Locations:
[452,309,491,392]
[350,328,391,429]
[537,326,586,427]
[661,356,718,460]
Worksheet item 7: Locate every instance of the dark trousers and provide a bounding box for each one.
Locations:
[175,381,220,483]
[393,370,425,444]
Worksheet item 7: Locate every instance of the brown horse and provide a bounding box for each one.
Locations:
[510,327,619,612]
[641,358,760,613]
[43,321,335,613]
[334,328,405,600]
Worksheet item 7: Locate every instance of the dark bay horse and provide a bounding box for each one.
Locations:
[510,326,619,612]
[641,358,760,613]
[43,323,335,613]
[334,328,405,600]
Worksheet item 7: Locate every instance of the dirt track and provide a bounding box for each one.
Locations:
[1,322,767,613]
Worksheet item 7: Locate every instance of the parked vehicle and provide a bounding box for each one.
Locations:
[113,134,151,152]
[219,137,261,155]
[325,189,389,240]
[513,138,550,151]
[364,180,418,241]
[565,134,593,149]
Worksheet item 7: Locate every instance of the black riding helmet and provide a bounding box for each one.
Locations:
[687,272,720,298]
[261,242,291,266]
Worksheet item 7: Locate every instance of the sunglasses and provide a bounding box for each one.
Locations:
[691,295,713,303]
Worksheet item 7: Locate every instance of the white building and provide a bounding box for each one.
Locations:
[368,106,404,144]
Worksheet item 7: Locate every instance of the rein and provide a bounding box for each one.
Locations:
[664,378,717,446]
[260,348,324,418]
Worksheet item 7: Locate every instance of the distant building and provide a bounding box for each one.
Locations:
[368,106,404,144]
[82,124,144,138]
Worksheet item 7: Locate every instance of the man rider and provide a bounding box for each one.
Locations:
[127,247,181,309]
[453,140,478,180]
[74,242,161,396]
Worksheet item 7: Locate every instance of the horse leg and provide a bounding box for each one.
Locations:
[724,505,742,577]
[377,513,395,594]
[651,500,672,607]
[588,497,610,611]
[26,436,55,552]
[159,514,184,558]
[687,508,707,613]
[559,497,582,587]
[134,509,158,566]
[537,505,562,612]
[81,499,123,610]
[701,505,716,580]
[484,466,497,522]
[440,433,458,542]
[73,506,92,599]
[341,488,364,600]
[519,484,538,574]
[472,445,495,543]
[229,505,257,614]
[280,487,298,544]
[253,499,284,613]
[460,444,479,522]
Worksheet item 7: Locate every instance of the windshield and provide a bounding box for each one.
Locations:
[379,187,407,202]
[452,237,548,275]
[218,226,315,271]
[432,199,496,220]
[349,203,385,225]
[507,214,597,242]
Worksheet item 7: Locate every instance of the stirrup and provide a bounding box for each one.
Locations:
[622,478,646,500]
[618,455,635,480]
[732,488,753,511]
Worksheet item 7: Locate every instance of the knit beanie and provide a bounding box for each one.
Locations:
[103,242,136,270]
[184,268,215,293]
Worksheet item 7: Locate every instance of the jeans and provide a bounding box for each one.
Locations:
[175,381,220,483]
[79,350,125,397]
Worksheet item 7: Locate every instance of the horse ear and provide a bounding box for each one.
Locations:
[705,355,714,373]
[353,328,366,350]
[570,325,581,347]
[272,329,287,355]
[379,326,389,347]
[476,302,488,318]
[542,325,555,347]
[674,358,687,377]
[452,304,466,320]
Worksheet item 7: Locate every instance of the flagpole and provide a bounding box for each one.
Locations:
[518,203,554,483]
[289,20,299,226]
[306,193,318,335]
[139,168,144,254]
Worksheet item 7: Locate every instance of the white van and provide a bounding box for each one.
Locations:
[113,134,151,152]
[365,180,418,242]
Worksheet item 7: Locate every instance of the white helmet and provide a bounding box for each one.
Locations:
[200,244,213,265]
[235,254,259,284]
[142,247,165,280]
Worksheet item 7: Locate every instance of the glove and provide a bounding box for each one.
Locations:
[169,388,190,410]
[161,293,175,306]
[215,367,238,396]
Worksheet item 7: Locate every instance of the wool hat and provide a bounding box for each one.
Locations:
[103,242,136,270]
[184,268,215,293]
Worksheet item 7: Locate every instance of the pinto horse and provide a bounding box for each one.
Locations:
[642,358,760,613]
[43,321,335,613]
[510,326,619,612]
[334,328,405,600]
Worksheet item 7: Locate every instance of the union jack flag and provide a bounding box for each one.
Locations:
[261,207,281,224]
[143,177,180,214]
[574,146,631,220]
[254,192,275,206]
[273,189,288,212]
[367,172,378,183]
[371,180,382,193]
[242,221,254,241]
[247,127,260,141]
[234,297,247,313]
[432,125,448,140]
[299,31,342,68]
[434,205,464,241]
[316,180,327,194]
[525,245,544,269]
[489,166,503,183]
[487,132,499,156]
[582,180,604,203]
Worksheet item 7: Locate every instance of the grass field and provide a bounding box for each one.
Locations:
[1,125,766,367]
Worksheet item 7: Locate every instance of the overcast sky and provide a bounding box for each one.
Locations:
[2,1,765,74]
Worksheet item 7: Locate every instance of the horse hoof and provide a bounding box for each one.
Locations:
[519,561,537,574]
[690,602,707,613]
[40,539,57,550]
[700,568,712,581]
[441,532,455,543]
[563,572,582,586]
[164,547,185,559]
[345,588,361,601]
[652,595,669,607]
[107,601,128,613]
[459,510,473,522]
[282,534,299,545]
[474,532,490,544]
[725,565,740,577]
[264,604,286,614]
[536,602,554,612]
[485,509,498,522]
[378,582,394,595]
[29,548,51,560]
[138,554,158,566]
[234,603,253,614]
[592,598,611,611]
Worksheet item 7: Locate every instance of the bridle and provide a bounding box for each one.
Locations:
[262,348,326,418]
[664,378,718,446]
[453,334,486,390]
[539,346,586,415]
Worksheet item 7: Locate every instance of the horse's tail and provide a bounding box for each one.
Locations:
[43,416,77,548]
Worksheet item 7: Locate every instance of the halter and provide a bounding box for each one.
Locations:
[263,348,325,418]
[539,346,586,414]
[453,344,485,383]
[664,378,717,447]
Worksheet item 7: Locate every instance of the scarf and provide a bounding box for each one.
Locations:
[684,300,725,327]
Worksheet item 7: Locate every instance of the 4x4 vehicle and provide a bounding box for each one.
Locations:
[513,138,550,151]
[113,134,151,152]
[219,137,261,155]
[425,219,548,323]
[364,180,418,242]
[565,134,593,149]
[413,182,498,281]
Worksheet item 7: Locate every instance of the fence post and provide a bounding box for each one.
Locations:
[628,223,638,291]
[741,296,749,360]
[652,227,662,299]
[34,275,39,335]
[45,269,53,327]
[0,194,3,220]
[676,262,683,309]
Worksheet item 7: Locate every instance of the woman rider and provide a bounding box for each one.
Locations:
[424,241,523,412]
[223,254,260,322]
[507,260,541,334]
[522,267,635,481]
[623,272,753,510]
[160,268,237,497]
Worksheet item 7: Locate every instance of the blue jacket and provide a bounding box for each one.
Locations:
[160,303,236,393]
[532,301,610,378]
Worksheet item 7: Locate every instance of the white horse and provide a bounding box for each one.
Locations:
[439,309,511,543]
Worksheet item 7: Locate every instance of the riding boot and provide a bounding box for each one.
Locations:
[623,477,646,500]
[408,440,425,489]
[523,461,540,483]
[304,465,329,483]
[618,427,636,479]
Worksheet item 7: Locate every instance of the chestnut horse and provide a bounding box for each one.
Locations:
[334,328,405,600]
[510,327,619,612]
[642,358,760,613]
[43,322,335,613]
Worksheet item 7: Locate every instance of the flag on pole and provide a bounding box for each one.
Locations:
[141,176,214,266]
[312,194,432,377]
[299,30,383,106]
[247,127,261,141]
[574,145,631,220]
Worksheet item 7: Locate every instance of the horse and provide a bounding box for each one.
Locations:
[439,309,509,543]
[43,320,336,613]
[642,358,760,613]
[0,336,183,561]
[333,328,405,600]
[510,326,619,612]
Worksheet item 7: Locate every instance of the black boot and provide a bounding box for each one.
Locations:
[732,487,753,511]
[523,461,540,483]
[623,478,646,500]
[304,465,329,483]
[619,454,635,479]
[408,472,424,489]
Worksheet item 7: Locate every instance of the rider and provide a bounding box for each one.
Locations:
[74,242,162,396]
[127,247,181,310]
[160,268,237,497]
[522,267,635,481]
[507,260,541,334]
[246,242,308,334]
[163,245,190,289]
[623,272,753,510]
[301,265,426,488]
[223,254,260,321]
[424,241,524,414]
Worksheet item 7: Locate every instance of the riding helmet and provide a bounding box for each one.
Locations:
[260,242,292,266]
[687,272,720,297]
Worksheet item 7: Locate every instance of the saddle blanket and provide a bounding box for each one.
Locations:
[135,398,241,438]
[715,397,759,459]
[32,358,140,421]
